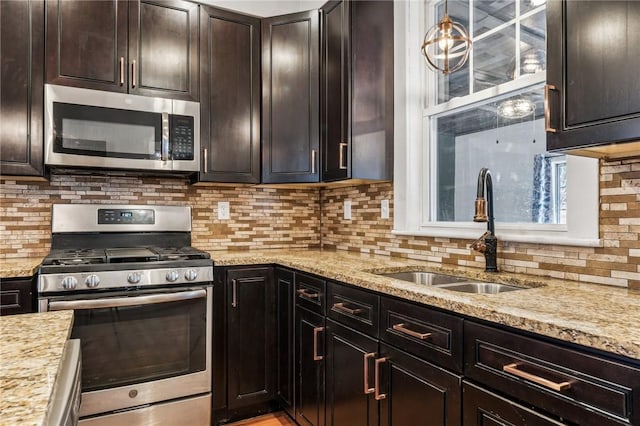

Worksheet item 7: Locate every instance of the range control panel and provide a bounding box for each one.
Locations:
[98,208,155,224]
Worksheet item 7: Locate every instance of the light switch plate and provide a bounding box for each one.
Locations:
[343,200,352,220]
[381,199,389,219]
[218,201,230,220]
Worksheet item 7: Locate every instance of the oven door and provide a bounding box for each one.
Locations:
[43,285,212,418]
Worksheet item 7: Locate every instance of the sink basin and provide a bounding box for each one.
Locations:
[435,282,522,294]
[377,271,525,294]
[378,271,470,286]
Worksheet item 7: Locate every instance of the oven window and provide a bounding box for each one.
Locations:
[70,291,207,392]
[53,102,162,160]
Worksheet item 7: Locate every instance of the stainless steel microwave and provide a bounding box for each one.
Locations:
[45,84,200,173]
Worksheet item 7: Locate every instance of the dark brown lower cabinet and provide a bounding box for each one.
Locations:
[226,267,276,410]
[378,343,462,426]
[325,319,377,426]
[276,268,295,417]
[463,381,565,426]
[0,277,35,315]
[296,307,325,426]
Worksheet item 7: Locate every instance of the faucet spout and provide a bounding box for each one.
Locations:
[472,168,498,272]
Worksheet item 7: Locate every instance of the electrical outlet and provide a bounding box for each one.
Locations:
[381,199,390,219]
[344,200,352,220]
[217,201,230,220]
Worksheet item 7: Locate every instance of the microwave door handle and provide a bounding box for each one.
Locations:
[161,112,170,162]
[48,289,206,311]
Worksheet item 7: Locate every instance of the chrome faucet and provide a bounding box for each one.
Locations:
[471,168,498,272]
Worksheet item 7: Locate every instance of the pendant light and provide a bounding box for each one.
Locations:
[421,0,472,75]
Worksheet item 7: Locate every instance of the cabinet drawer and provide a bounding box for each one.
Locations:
[463,381,564,426]
[0,277,35,315]
[465,321,640,426]
[327,282,379,337]
[380,297,463,373]
[295,272,326,315]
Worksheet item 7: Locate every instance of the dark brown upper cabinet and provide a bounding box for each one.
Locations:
[46,0,199,101]
[197,6,261,183]
[0,0,45,177]
[262,11,320,184]
[321,0,393,182]
[546,0,640,159]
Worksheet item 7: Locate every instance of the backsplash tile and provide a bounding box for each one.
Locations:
[320,158,640,289]
[0,175,320,260]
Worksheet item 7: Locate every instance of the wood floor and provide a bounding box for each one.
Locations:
[227,412,296,426]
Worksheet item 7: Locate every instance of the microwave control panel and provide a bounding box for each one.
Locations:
[171,115,194,160]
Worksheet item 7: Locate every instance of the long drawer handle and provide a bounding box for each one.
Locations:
[544,84,558,133]
[392,323,432,340]
[333,302,363,316]
[503,363,571,392]
[374,357,387,400]
[363,352,375,394]
[313,327,324,361]
[231,279,237,308]
[297,288,319,300]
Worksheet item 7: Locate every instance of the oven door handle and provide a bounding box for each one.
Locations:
[48,289,207,311]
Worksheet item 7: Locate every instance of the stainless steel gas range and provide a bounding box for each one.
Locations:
[38,204,213,426]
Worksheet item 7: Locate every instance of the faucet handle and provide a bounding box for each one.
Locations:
[470,231,491,253]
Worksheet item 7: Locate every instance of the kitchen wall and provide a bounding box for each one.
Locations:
[321,158,640,289]
[0,174,320,260]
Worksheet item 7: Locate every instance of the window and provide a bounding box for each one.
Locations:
[393,0,600,246]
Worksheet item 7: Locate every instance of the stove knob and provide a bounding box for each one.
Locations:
[127,272,142,284]
[85,274,101,288]
[61,276,78,290]
[184,269,198,281]
[166,270,180,282]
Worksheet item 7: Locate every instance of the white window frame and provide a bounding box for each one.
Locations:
[392,0,601,247]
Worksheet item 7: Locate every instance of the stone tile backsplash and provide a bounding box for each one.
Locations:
[1,157,638,288]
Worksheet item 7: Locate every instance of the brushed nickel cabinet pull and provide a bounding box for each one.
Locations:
[297,288,319,300]
[363,352,375,394]
[545,84,557,133]
[313,326,324,361]
[503,363,571,392]
[333,302,363,316]
[311,150,317,174]
[231,279,237,308]
[131,60,137,88]
[374,357,387,400]
[119,57,125,86]
[339,142,348,170]
[392,323,432,340]
[203,148,208,173]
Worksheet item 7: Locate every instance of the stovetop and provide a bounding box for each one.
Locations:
[42,246,210,266]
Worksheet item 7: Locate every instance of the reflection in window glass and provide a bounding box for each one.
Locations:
[474,0,515,36]
[434,88,566,224]
[435,0,470,103]
[473,25,516,92]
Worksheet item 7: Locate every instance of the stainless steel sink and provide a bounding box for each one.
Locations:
[434,282,522,294]
[378,271,470,286]
[377,271,525,294]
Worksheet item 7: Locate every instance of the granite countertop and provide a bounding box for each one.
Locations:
[209,249,640,361]
[0,258,42,278]
[0,310,74,426]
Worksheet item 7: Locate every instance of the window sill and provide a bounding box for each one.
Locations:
[391,227,602,247]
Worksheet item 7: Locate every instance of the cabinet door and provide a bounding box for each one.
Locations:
[350,0,393,180]
[226,267,276,410]
[547,0,640,153]
[378,343,462,426]
[0,0,44,176]
[262,11,320,183]
[325,319,377,426]
[45,0,128,92]
[296,307,325,426]
[321,0,349,181]
[276,268,295,417]
[463,382,565,426]
[198,6,260,183]
[0,277,35,316]
[129,0,199,100]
